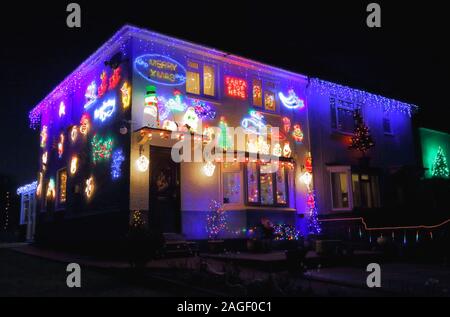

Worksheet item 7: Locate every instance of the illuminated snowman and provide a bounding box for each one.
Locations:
[183,107,199,133]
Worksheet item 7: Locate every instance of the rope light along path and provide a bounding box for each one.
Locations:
[319,217,450,231]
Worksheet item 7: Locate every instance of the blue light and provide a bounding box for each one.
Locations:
[241,111,267,135]
[17,181,38,195]
[279,90,305,109]
[134,54,186,86]
[111,149,125,180]
[94,99,116,122]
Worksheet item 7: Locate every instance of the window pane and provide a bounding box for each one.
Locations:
[223,172,241,204]
[247,162,259,203]
[58,170,67,204]
[252,79,262,106]
[186,71,200,94]
[276,165,287,204]
[361,180,372,208]
[331,172,349,209]
[337,108,355,133]
[260,164,274,205]
[264,91,276,111]
[352,173,361,208]
[203,65,215,96]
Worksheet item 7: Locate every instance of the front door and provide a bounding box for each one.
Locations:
[149,146,181,233]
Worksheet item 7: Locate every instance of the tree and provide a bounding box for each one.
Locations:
[349,110,375,157]
[431,146,449,178]
[206,200,227,240]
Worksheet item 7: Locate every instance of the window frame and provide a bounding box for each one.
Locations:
[328,165,353,211]
[330,96,360,135]
[244,162,290,207]
[220,162,243,207]
[186,59,218,99]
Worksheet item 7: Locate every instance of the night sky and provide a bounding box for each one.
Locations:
[1,0,448,185]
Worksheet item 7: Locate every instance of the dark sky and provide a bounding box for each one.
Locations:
[1,0,448,185]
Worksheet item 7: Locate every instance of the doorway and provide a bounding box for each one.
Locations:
[149,146,181,233]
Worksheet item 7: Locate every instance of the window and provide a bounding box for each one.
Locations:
[57,169,67,208]
[252,79,262,106]
[245,162,290,206]
[352,173,380,208]
[383,114,392,134]
[331,171,351,210]
[264,91,276,111]
[186,71,200,95]
[330,97,358,133]
[329,166,380,211]
[203,65,215,96]
[222,162,242,205]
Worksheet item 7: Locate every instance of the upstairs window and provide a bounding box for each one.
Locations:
[330,97,358,134]
[252,79,263,107]
[186,60,216,97]
[203,65,215,96]
[383,114,392,135]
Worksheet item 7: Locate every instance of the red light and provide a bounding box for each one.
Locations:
[225,76,248,100]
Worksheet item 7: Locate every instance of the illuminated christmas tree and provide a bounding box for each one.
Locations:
[217,117,231,151]
[307,191,321,235]
[431,146,449,178]
[206,200,227,240]
[349,110,375,156]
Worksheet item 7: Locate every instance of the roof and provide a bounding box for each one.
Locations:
[29,24,418,128]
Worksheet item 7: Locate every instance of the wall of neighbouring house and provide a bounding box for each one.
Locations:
[307,89,416,216]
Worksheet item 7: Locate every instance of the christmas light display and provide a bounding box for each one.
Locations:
[264,91,276,111]
[203,126,215,144]
[42,151,48,165]
[431,146,449,178]
[70,156,78,175]
[58,133,64,158]
[241,110,267,135]
[59,102,66,118]
[283,143,292,158]
[272,143,282,157]
[310,78,418,116]
[182,107,199,133]
[17,181,38,195]
[120,82,131,109]
[278,89,305,110]
[159,90,187,112]
[71,126,78,142]
[47,178,56,199]
[282,117,291,133]
[91,135,113,164]
[247,135,270,155]
[225,76,248,100]
[349,110,375,156]
[131,210,146,228]
[162,120,178,132]
[84,81,97,109]
[79,114,90,135]
[144,85,159,127]
[206,199,227,240]
[36,173,43,197]
[273,224,301,241]
[192,99,216,120]
[40,126,48,148]
[202,161,216,177]
[305,152,313,173]
[85,177,94,199]
[108,66,121,90]
[307,191,321,235]
[94,99,116,122]
[300,172,312,188]
[136,155,150,172]
[97,71,108,97]
[292,124,304,143]
[111,149,125,180]
[218,117,232,150]
[134,54,187,86]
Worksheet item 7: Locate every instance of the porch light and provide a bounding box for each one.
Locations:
[203,161,216,177]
